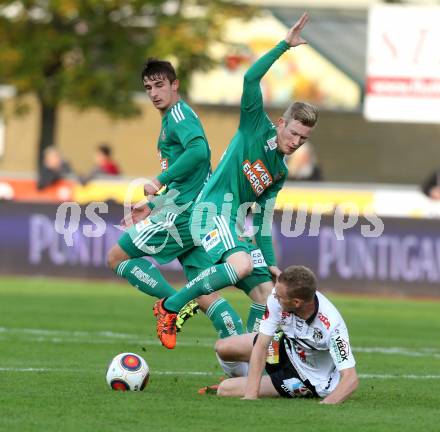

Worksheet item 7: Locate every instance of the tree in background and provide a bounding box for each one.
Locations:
[0,0,255,169]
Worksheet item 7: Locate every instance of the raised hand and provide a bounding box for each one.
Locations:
[284,12,309,48]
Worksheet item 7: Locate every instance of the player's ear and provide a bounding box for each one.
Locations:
[171,79,179,92]
[276,118,287,128]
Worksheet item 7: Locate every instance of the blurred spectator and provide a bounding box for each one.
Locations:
[421,169,440,200]
[286,141,323,181]
[38,146,73,190]
[82,144,121,184]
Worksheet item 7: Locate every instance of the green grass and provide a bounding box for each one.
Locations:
[1,276,439,432]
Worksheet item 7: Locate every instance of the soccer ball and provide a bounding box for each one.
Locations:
[106,353,150,391]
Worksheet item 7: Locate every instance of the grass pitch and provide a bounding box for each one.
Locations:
[0,276,439,432]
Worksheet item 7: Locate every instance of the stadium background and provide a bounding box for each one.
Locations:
[1,1,440,431]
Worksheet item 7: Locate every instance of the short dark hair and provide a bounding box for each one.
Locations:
[98,144,111,157]
[278,265,317,301]
[141,58,177,84]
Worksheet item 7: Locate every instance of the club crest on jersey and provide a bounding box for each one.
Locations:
[242,160,273,196]
[201,229,220,251]
[160,158,168,171]
[266,136,277,151]
[313,328,324,342]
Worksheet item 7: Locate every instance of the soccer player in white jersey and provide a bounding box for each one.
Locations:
[205,266,359,404]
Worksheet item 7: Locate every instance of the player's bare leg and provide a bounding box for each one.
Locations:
[215,333,255,362]
[107,244,130,271]
[248,281,272,305]
[195,292,222,312]
[226,251,254,280]
[246,281,273,332]
[193,293,247,377]
[217,376,279,397]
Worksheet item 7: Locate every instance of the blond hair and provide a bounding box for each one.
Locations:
[282,102,319,127]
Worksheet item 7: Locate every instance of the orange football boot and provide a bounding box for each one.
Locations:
[153,299,178,349]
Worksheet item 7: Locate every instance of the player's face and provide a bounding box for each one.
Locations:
[274,282,303,313]
[143,76,179,112]
[276,119,314,155]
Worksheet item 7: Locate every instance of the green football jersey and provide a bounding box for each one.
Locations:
[155,100,211,208]
[197,41,290,265]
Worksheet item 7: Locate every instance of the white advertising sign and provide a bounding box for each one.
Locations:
[364,5,440,123]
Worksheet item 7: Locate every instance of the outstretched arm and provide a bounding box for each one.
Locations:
[242,333,272,399]
[240,12,309,124]
[320,367,359,404]
[284,12,309,48]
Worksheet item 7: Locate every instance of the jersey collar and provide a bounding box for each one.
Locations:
[305,295,319,325]
[164,98,182,117]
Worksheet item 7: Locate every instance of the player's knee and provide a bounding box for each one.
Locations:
[107,245,124,271]
[215,338,228,360]
[229,254,253,280]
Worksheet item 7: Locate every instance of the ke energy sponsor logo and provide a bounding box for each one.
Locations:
[242,160,273,196]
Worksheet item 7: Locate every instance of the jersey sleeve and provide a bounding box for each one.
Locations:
[328,324,356,372]
[258,292,281,336]
[239,41,290,132]
[157,136,209,185]
[253,179,284,266]
[169,105,206,149]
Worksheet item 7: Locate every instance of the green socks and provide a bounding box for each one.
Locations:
[205,298,244,338]
[164,263,239,312]
[115,258,176,298]
[246,302,266,333]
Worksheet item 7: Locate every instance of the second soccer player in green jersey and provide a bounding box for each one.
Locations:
[107,58,248,345]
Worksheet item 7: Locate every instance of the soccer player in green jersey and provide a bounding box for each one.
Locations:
[154,13,319,349]
[107,58,247,343]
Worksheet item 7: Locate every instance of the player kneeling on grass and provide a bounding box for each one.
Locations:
[201,266,359,404]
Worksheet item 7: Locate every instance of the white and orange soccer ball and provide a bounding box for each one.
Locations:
[106,353,150,391]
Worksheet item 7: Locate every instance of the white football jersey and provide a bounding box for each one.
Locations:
[259,290,356,397]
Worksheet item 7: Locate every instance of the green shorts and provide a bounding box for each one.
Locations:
[118,210,194,265]
[179,243,273,296]
[190,209,248,263]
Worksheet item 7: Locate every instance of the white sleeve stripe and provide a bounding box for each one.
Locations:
[176,103,185,120]
[170,108,180,123]
[174,106,183,121]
